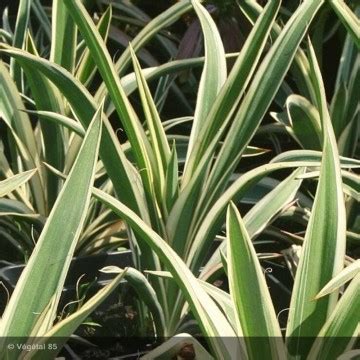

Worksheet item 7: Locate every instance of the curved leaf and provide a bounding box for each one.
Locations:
[308,274,360,359]
[0,169,37,198]
[101,266,166,337]
[63,0,158,220]
[24,271,127,360]
[315,260,360,299]
[286,94,322,150]
[204,0,324,206]
[92,188,244,359]
[0,47,150,222]
[0,104,102,357]
[183,0,280,183]
[227,203,285,358]
[286,43,347,358]
[0,60,45,214]
[329,0,360,49]
[190,165,310,273]
[185,0,227,158]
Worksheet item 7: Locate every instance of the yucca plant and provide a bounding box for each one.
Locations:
[0,0,359,359]
[0,0,182,261]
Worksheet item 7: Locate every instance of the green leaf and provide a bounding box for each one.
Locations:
[286,42,346,358]
[11,0,31,87]
[335,27,358,90]
[0,105,102,352]
[0,199,35,217]
[337,350,360,360]
[183,0,280,183]
[1,47,150,222]
[3,43,161,276]
[342,171,360,201]
[237,0,316,102]
[130,45,171,200]
[63,0,158,219]
[95,0,199,112]
[101,53,237,116]
[329,0,360,49]
[164,143,179,213]
[169,0,323,259]
[24,33,65,212]
[202,168,305,279]
[315,260,360,299]
[271,150,360,168]
[30,0,51,41]
[204,0,324,206]
[26,110,85,137]
[308,274,360,359]
[185,0,227,159]
[338,112,359,158]
[145,270,238,334]
[190,165,310,274]
[0,169,37,198]
[227,203,285,358]
[0,60,46,214]
[50,0,77,72]
[330,82,348,138]
[76,6,112,86]
[101,266,166,337]
[241,168,304,238]
[286,94,322,150]
[0,144,33,209]
[23,271,127,360]
[92,188,244,359]
[199,280,237,333]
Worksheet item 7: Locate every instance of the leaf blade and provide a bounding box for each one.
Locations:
[286,42,347,357]
[227,203,285,359]
[0,105,102,347]
[185,0,227,159]
[0,169,37,198]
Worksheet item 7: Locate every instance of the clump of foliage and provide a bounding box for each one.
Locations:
[0,0,359,359]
